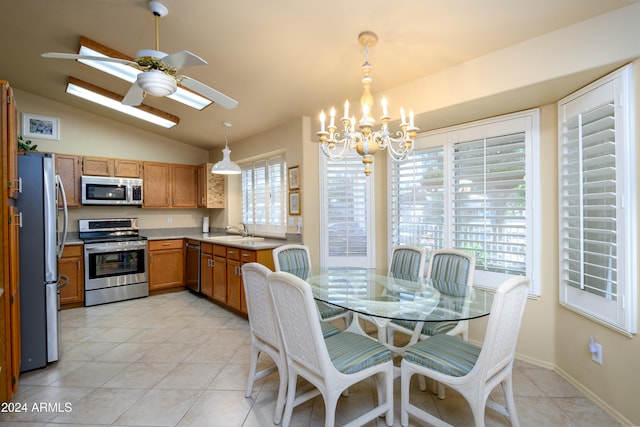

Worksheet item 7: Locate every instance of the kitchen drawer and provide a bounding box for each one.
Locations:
[62,244,83,258]
[240,250,256,263]
[213,244,227,257]
[149,239,183,251]
[201,242,213,255]
[226,247,240,260]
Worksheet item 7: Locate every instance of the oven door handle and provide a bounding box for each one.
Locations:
[84,243,148,253]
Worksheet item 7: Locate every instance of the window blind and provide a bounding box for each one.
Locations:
[241,155,286,236]
[390,146,445,253]
[452,133,527,275]
[560,102,617,299]
[326,156,369,257]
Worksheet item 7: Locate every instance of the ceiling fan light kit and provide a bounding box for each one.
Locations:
[41,0,238,128]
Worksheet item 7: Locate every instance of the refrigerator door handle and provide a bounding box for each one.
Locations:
[55,174,68,260]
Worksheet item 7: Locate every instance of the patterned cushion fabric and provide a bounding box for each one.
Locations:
[277,249,309,274]
[403,334,480,377]
[325,332,392,374]
[392,318,457,336]
[317,300,347,320]
[320,321,341,338]
[390,249,423,277]
[430,254,470,285]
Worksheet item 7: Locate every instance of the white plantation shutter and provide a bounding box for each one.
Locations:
[452,133,527,276]
[242,155,286,236]
[558,65,636,335]
[390,109,540,293]
[320,153,375,267]
[390,146,445,253]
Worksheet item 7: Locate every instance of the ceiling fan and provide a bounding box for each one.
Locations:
[42,0,238,110]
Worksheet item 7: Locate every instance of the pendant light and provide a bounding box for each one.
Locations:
[211,121,241,174]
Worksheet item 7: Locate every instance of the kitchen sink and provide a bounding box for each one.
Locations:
[206,235,265,243]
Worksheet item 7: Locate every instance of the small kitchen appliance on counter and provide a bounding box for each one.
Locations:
[79,218,148,306]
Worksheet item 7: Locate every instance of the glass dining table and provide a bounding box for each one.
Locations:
[289,267,494,350]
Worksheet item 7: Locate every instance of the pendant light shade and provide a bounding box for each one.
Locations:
[211,122,241,175]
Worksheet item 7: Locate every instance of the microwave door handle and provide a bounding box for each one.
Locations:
[56,174,68,260]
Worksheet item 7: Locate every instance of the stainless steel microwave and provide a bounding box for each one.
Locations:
[81,176,143,206]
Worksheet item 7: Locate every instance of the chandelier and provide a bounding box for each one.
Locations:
[316,31,419,176]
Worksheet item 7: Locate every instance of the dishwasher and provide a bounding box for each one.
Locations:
[185,240,201,293]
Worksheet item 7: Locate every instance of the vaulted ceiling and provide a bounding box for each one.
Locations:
[0,0,635,149]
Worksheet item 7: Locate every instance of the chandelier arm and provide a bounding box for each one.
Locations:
[371,129,414,161]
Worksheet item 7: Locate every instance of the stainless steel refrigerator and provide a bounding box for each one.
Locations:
[16,152,68,372]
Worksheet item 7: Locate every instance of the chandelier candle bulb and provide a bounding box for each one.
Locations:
[316,31,418,175]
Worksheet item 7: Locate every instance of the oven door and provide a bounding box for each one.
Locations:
[84,240,148,291]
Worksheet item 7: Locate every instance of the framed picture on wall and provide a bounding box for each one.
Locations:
[288,165,300,190]
[22,113,60,140]
[289,191,301,215]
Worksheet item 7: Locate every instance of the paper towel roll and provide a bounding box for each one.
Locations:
[202,217,209,233]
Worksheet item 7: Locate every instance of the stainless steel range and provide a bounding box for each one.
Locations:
[79,218,148,306]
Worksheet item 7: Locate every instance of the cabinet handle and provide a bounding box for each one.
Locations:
[16,212,22,228]
[162,242,171,246]
[242,253,250,258]
[16,177,22,193]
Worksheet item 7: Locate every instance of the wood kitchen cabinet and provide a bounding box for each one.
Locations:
[171,164,197,208]
[200,243,214,298]
[148,239,184,292]
[212,245,227,303]
[55,154,82,208]
[1,80,20,401]
[83,156,141,178]
[197,163,225,208]
[58,244,84,307]
[142,162,197,208]
[210,244,274,315]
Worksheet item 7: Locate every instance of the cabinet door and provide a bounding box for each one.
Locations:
[171,164,197,207]
[201,252,213,298]
[149,240,184,291]
[114,159,140,178]
[55,154,82,208]
[213,255,227,303]
[197,164,206,207]
[6,85,18,200]
[142,162,171,207]
[226,258,241,311]
[58,245,84,306]
[197,163,225,208]
[82,156,114,176]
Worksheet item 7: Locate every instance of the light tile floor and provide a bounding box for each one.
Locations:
[0,290,620,426]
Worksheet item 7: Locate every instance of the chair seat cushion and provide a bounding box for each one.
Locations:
[316,300,347,320]
[325,332,392,374]
[320,321,341,338]
[392,319,457,336]
[403,334,480,377]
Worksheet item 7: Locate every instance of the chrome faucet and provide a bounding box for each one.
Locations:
[226,223,249,237]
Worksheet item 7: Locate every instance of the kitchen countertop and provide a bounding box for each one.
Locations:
[64,229,291,250]
[147,233,286,250]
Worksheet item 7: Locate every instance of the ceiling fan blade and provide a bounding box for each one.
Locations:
[161,50,206,70]
[179,76,238,110]
[42,52,136,66]
[122,83,145,106]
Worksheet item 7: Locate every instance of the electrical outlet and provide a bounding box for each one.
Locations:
[167,215,173,224]
[591,342,603,365]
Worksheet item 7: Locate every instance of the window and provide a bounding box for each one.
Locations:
[558,65,637,336]
[320,152,375,267]
[390,110,540,294]
[241,155,287,236]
